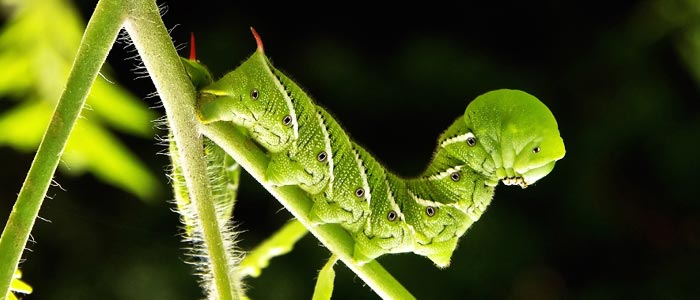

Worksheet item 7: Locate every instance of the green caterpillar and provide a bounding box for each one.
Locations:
[197,29,565,267]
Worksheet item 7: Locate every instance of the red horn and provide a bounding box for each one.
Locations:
[250,27,264,53]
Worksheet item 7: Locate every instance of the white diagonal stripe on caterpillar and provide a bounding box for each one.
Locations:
[385,182,406,223]
[316,110,335,194]
[351,147,372,208]
[440,132,476,148]
[266,62,299,140]
[407,189,451,208]
[426,165,464,181]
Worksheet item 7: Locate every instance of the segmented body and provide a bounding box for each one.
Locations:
[197,34,565,267]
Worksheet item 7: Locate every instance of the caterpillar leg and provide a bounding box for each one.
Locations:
[308,197,353,225]
[309,193,367,232]
[266,151,323,193]
[265,152,302,186]
[266,151,330,194]
[414,238,459,268]
[351,228,415,265]
[351,233,385,265]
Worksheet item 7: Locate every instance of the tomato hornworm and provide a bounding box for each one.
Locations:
[196,29,566,267]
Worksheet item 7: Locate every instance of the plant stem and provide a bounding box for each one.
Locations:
[201,122,416,300]
[0,1,126,298]
[123,0,237,299]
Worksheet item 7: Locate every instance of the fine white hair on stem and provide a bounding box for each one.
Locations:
[168,132,247,299]
[157,2,169,16]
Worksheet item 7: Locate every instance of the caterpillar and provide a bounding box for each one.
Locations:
[196,29,566,267]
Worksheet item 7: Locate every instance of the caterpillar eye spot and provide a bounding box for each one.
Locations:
[426,206,436,217]
[282,115,292,126]
[387,210,397,222]
[355,188,365,198]
[251,89,259,100]
[450,172,461,182]
[466,132,477,147]
[317,151,328,162]
[532,146,541,154]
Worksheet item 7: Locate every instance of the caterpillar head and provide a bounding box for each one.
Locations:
[440,89,565,188]
[197,29,298,152]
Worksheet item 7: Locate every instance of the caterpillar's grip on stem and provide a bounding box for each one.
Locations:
[196,30,566,267]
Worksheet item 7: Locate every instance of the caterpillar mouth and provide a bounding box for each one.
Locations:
[499,160,558,189]
[501,176,528,189]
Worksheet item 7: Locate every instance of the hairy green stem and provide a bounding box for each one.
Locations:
[0,1,126,298]
[123,0,237,299]
[201,122,416,300]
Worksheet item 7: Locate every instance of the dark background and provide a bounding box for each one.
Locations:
[2,0,699,299]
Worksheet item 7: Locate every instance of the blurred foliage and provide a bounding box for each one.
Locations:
[8,268,32,300]
[312,256,337,300]
[0,0,160,200]
[1,0,699,299]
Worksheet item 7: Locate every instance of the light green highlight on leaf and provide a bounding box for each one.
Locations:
[62,117,159,199]
[0,101,50,151]
[84,78,157,137]
[312,255,338,300]
[239,220,308,278]
[0,0,158,200]
[0,0,127,296]
[9,268,32,298]
[0,101,159,200]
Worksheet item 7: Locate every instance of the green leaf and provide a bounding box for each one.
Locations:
[61,116,160,200]
[0,0,159,200]
[0,101,160,200]
[239,220,308,278]
[0,101,51,151]
[9,268,32,298]
[312,255,338,300]
[0,0,129,296]
[85,77,157,137]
